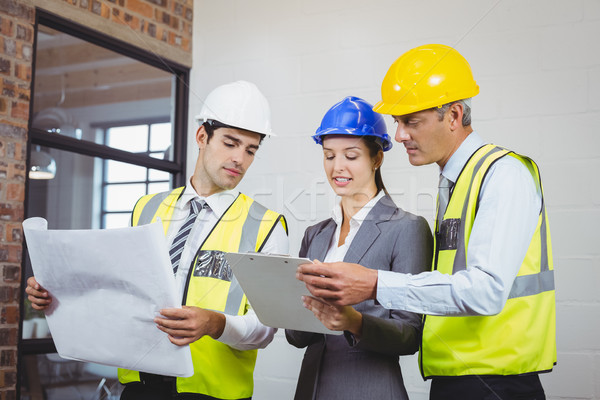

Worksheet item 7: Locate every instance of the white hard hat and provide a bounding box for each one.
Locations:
[195,80,275,136]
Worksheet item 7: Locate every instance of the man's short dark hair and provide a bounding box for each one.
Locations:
[202,120,266,144]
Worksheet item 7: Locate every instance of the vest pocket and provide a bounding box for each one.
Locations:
[193,250,232,281]
[437,218,461,250]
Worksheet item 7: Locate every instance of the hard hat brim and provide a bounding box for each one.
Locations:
[312,129,393,152]
[194,115,276,137]
[373,87,479,117]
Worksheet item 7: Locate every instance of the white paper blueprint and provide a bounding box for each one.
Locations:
[22,217,194,378]
[224,252,342,335]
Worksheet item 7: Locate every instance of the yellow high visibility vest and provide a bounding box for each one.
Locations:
[420,144,556,378]
[118,187,287,399]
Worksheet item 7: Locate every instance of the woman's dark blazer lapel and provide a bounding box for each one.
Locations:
[343,195,398,264]
[305,219,336,261]
[306,195,398,264]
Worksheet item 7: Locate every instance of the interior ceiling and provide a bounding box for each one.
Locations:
[33,25,173,112]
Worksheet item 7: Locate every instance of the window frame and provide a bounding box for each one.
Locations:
[96,117,173,228]
[19,7,189,363]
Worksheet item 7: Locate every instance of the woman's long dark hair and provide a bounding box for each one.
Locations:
[363,136,388,196]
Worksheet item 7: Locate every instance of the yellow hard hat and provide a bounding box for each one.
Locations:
[373,44,479,116]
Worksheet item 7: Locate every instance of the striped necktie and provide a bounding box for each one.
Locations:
[169,199,206,274]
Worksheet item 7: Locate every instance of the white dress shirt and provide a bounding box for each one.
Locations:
[323,191,385,263]
[166,182,289,350]
[377,132,541,316]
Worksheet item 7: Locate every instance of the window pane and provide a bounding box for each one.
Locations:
[27,148,98,230]
[104,183,146,212]
[31,26,175,155]
[20,355,123,399]
[22,297,50,339]
[104,213,132,229]
[150,122,172,152]
[148,182,170,194]
[107,125,149,153]
[105,160,147,182]
[149,168,170,181]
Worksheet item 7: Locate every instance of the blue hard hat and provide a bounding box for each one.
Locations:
[312,96,392,152]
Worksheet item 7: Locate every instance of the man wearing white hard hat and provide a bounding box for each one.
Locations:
[27,81,289,400]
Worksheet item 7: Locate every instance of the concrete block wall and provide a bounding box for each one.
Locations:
[189,0,600,398]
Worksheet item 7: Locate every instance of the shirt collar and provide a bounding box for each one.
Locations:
[331,190,385,228]
[440,131,485,183]
[180,179,239,218]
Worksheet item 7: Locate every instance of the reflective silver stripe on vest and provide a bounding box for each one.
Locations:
[450,148,555,299]
[223,200,269,316]
[508,269,554,299]
[224,276,245,315]
[506,188,554,298]
[239,200,269,253]
[138,191,173,225]
[452,146,505,273]
[539,202,550,272]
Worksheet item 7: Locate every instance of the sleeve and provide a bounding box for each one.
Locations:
[350,215,432,356]
[217,218,288,350]
[376,156,541,316]
[260,221,289,255]
[285,226,323,349]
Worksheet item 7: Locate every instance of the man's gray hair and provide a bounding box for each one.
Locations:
[434,98,472,126]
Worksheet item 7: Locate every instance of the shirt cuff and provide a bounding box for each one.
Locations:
[218,314,247,347]
[376,270,410,310]
[217,312,276,350]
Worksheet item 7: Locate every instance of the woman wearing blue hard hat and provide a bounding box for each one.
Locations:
[286,96,433,400]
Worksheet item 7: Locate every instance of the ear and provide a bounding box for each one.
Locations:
[373,149,384,170]
[448,103,464,131]
[196,125,207,149]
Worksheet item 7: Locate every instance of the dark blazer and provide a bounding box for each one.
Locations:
[286,195,433,400]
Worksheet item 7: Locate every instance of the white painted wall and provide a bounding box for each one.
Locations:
[189,1,600,399]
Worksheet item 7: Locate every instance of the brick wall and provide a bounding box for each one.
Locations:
[0,0,34,398]
[0,1,192,398]
[77,0,193,53]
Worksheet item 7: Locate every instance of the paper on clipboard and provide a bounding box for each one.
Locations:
[22,217,194,377]
[224,252,342,335]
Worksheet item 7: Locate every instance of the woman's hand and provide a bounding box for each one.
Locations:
[302,296,363,338]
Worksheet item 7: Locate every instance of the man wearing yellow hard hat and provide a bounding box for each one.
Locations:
[297,44,556,399]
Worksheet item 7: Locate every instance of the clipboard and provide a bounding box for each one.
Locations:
[224,252,342,335]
